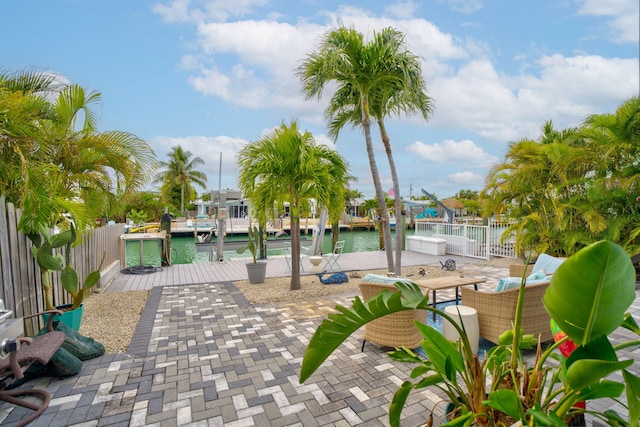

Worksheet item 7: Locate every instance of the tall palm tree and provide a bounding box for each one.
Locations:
[298,26,431,273]
[153,146,207,215]
[319,28,434,274]
[237,121,348,291]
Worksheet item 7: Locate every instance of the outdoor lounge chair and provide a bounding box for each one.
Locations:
[323,240,345,272]
[461,280,552,344]
[359,282,426,350]
[508,253,565,280]
[0,310,68,427]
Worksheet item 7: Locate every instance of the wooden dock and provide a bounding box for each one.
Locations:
[348,217,375,230]
[104,250,474,293]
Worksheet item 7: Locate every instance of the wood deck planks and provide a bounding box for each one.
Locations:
[104,250,472,293]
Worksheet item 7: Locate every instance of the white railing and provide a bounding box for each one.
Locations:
[412,220,517,259]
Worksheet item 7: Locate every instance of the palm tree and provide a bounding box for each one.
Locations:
[481,123,590,256]
[481,107,640,256]
[153,146,207,216]
[237,121,349,291]
[0,69,156,234]
[320,28,434,274]
[298,26,432,273]
[52,84,157,223]
[1,68,157,310]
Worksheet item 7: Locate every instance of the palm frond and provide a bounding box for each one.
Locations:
[299,281,429,382]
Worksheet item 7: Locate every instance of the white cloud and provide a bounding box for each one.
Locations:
[153,0,270,23]
[578,0,640,43]
[153,0,638,196]
[384,1,420,19]
[184,10,469,115]
[448,171,486,186]
[153,0,202,23]
[428,54,639,142]
[442,0,484,14]
[405,138,498,168]
[313,133,338,151]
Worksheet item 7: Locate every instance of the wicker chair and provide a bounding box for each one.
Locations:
[460,281,552,344]
[359,282,426,351]
[509,263,534,278]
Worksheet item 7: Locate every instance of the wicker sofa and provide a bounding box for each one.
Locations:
[460,280,552,344]
[509,253,566,280]
[359,281,426,350]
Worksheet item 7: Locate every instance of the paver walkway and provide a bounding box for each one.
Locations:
[0,253,636,426]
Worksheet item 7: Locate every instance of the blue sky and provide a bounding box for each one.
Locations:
[2,0,639,200]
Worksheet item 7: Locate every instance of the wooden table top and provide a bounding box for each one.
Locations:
[413,275,486,291]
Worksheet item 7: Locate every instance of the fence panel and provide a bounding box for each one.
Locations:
[413,220,517,259]
[0,197,122,333]
[488,220,517,259]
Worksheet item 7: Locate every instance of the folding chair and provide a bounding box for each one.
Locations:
[323,240,345,272]
[283,241,304,273]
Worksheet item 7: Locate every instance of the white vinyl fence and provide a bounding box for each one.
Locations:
[412,220,517,259]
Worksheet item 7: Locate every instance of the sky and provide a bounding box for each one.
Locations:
[2,0,639,201]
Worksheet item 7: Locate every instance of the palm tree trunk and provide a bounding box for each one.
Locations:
[361,98,394,271]
[180,182,185,216]
[378,120,403,275]
[290,202,302,290]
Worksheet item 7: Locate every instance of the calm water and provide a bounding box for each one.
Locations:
[124,230,396,267]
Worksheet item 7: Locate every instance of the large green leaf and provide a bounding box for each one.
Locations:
[299,281,430,382]
[416,323,464,377]
[566,335,616,367]
[566,359,632,390]
[578,380,625,401]
[485,389,523,421]
[390,381,414,427]
[543,240,636,346]
[623,370,640,427]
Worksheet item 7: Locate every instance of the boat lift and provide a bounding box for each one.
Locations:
[421,188,454,223]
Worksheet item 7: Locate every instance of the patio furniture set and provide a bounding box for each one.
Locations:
[359,254,566,351]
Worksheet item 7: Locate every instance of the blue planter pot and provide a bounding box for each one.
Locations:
[44,304,84,331]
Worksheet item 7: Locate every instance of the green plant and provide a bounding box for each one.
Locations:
[236,225,262,263]
[29,220,103,311]
[299,240,640,426]
[127,209,148,230]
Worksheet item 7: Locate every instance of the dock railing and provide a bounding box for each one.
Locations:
[413,220,517,259]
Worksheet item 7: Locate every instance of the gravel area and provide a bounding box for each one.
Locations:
[79,290,149,354]
[80,257,515,354]
[234,265,460,304]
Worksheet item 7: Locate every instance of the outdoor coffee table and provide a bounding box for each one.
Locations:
[414,276,487,321]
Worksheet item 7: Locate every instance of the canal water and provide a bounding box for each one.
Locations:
[124,230,395,267]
